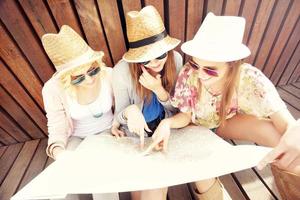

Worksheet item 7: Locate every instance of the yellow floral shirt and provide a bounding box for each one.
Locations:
[171,63,287,129]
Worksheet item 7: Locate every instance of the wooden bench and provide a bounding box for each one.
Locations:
[1,82,299,200]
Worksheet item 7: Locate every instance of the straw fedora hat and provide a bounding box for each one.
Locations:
[42,25,104,77]
[181,12,251,62]
[123,6,180,63]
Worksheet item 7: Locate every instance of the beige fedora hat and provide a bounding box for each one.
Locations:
[181,12,251,62]
[123,6,180,63]
[42,25,104,77]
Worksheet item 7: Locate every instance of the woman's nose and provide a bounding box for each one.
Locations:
[84,75,94,84]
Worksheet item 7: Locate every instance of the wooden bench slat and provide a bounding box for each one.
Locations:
[0,127,17,145]
[0,146,8,159]
[292,81,300,89]
[280,84,300,99]
[0,111,31,143]
[220,174,247,200]
[277,88,300,111]
[0,86,46,139]
[168,184,193,200]
[233,140,281,199]
[17,139,48,191]
[0,143,24,185]
[0,140,39,200]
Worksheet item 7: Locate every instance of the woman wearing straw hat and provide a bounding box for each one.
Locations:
[145,13,300,199]
[111,6,182,200]
[42,25,119,200]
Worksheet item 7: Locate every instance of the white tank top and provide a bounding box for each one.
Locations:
[67,76,113,138]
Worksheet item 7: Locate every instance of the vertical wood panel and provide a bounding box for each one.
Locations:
[186,0,204,41]
[0,86,45,139]
[169,0,186,54]
[74,0,113,66]
[121,0,142,15]
[245,0,276,65]
[206,0,224,15]
[254,0,291,70]
[0,25,44,108]
[96,0,127,64]
[240,0,260,44]
[18,0,58,38]
[0,60,47,134]
[271,20,300,85]
[47,0,83,37]
[0,0,54,83]
[223,0,242,16]
[263,0,300,78]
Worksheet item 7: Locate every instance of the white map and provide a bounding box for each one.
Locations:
[12,126,271,200]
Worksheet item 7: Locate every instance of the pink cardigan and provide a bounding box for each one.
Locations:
[42,68,112,158]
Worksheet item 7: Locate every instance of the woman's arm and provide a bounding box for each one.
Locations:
[270,108,296,134]
[144,112,192,154]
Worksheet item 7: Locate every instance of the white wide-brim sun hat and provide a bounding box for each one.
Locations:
[181,12,251,62]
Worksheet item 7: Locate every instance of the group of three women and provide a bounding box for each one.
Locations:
[41,5,300,200]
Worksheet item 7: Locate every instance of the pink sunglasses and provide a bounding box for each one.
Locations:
[188,60,219,77]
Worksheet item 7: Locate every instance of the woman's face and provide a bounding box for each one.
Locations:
[192,57,228,85]
[142,53,168,73]
[70,62,101,88]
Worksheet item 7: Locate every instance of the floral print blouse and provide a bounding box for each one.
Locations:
[171,63,287,129]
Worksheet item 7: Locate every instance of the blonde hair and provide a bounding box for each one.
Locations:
[195,60,242,127]
[59,59,105,97]
[129,51,177,103]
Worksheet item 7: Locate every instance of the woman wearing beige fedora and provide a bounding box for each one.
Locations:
[145,13,300,199]
[111,6,182,200]
[42,25,119,200]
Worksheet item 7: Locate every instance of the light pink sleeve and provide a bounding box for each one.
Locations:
[42,79,69,157]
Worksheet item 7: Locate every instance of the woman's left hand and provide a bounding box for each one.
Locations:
[139,66,163,92]
[258,120,300,171]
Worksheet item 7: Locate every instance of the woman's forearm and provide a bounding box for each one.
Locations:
[164,112,192,129]
[270,108,296,135]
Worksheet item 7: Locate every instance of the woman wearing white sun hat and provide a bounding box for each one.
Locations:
[112,5,182,200]
[42,25,119,200]
[145,12,300,199]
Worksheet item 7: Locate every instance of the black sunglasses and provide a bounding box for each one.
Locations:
[70,67,101,85]
[139,52,168,66]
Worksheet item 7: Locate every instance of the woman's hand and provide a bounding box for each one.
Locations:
[111,124,125,138]
[139,66,163,92]
[258,120,300,170]
[143,119,171,155]
[125,105,151,148]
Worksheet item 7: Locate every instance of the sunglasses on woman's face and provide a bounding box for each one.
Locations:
[70,66,101,85]
[188,60,219,77]
[139,52,168,66]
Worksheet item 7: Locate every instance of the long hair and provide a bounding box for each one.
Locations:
[129,51,177,103]
[195,60,242,127]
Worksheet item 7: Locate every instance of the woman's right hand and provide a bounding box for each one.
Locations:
[125,104,151,148]
[143,119,171,155]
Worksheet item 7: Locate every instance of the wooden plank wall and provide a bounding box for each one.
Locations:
[0,0,299,143]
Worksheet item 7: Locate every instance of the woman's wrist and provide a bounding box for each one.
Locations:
[153,86,169,102]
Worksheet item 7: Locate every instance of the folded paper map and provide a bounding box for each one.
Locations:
[12,126,271,200]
